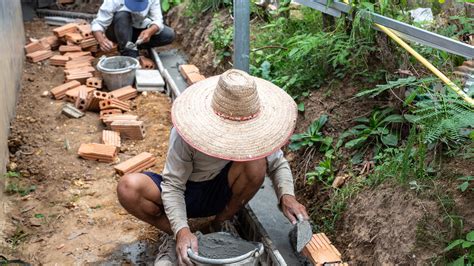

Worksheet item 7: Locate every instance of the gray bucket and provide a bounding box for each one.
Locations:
[188,232,264,266]
[96,56,139,91]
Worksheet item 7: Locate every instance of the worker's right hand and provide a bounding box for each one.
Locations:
[176,227,198,265]
[98,37,114,52]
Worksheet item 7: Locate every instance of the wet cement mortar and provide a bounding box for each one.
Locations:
[197,233,258,260]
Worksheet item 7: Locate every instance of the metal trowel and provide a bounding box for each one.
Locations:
[289,214,312,253]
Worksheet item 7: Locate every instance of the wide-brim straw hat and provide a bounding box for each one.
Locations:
[172,69,297,161]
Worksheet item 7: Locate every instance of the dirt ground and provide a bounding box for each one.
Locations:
[1,20,172,264]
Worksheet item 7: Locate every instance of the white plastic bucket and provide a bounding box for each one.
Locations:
[96,56,139,91]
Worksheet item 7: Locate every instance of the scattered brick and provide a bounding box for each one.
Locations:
[179,64,205,85]
[78,143,118,163]
[59,45,82,54]
[50,80,81,99]
[110,120,145,140]
[65,61,93,70]
[102,130,121,148]
[114,152,156,175]
[77,24,93,39]
[64,51,92,60]
[50,55,70,66]
[75,86,91,111]
[102,114,138,127]
[65,85,95,102]
[86,77,102,89]
[26,50,53,63]
[65,72,93,83]
[100,109,122,120]
[302,233,343,266]
[40,35,59,50]
[89,90,113,111]
[80,37,98,49]
[63,66,95,76]
[24,41,45,54]
[53,23,78,37]
[109,85,138,101]
[99,98,131,112]
[139,56,155,69]
[65,32,84,45]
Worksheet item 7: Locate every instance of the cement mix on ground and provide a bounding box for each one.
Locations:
[197,232,258,260]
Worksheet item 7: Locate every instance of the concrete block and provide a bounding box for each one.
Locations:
[135,69,165,92]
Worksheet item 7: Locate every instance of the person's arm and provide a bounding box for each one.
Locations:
[267,150,309,224]
[137,0,164,43]
[161,128,197,265]
[91,0,115,51]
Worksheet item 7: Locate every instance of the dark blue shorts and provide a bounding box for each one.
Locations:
[144,163,233,218]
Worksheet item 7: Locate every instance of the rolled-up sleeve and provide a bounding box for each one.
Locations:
[91,0,116,32]
[161,128,193,237]
[147,0,164,33]
[267,150,295,201]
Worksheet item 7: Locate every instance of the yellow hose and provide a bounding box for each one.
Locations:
[341,0,474,107]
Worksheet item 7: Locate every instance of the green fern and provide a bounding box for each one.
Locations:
[405,92,474,147]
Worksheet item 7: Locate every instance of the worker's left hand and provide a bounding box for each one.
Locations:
[281,194,309,224]
[137,28,154,44]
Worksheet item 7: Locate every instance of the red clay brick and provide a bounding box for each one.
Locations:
[50,80,81,100]
[24,41,45,54]
[179,64,205,85]
[99,98,131,112]
[65,85,95,102]
[63,66,95,76]
[75,86,92,111]
[187,72,206,85]
[86,77,102,89]
[49,55,69,66]
[53,23,78,37]
[139,56,155,69]
[89,90,113,111]
[102,114,138,127]
[26,50,53,63]
[78,143,118,163]
[64,51,92,59]
[59,45,82,54]
[109,85,138,101]
[65,61,93,70]
[77,24,93,39]
[110,120,145,140]
[100,109,122,120]
[114,152,156,175]
[102,130,121,148]
[65,72,93,83]
[302,233,342,266]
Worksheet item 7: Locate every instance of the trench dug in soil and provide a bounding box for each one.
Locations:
[1,5,474,265]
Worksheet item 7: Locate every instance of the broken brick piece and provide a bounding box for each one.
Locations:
[110,120,145,140]
[102,130,121,148]
[59,45,82,54]
[178,64,205,85]
[26,50,53,63]
[75,86,91,111]
[78,143,118,163]
[187,72,206,85]
[64,85,95,102]
[53,23,78,37]
[100,109,122,120]
[99,98,131,112]
[50,80,81,100]
[24,41,45,54]
[77,24,92,39]
[109,85,138,101]
[139,56,156,69]
[114,152,156,175]
[86,77,102,89]
[302,233,343,266]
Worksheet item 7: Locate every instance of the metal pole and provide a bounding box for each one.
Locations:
[233,0,250,73]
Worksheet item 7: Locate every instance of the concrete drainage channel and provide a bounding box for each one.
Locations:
[151,48,303,266]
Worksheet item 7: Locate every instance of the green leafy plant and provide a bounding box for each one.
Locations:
[289,115,333,152]
[3,171,36,196]
[305,149,335,186]
[356,76,437,99]
[444,230,474,266]
[404,91,474,150]
[161,0,181,12]
[209,17,233,66]
[186,0,232,14]
[457,176,474,192]
[337,108,404,160]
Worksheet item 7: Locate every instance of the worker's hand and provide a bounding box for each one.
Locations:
[176,227,198,265]
[281,194,309,224]
[137,28,153,44]
[94,31,114,52]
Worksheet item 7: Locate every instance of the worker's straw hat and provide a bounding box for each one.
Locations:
[172,69,297,161]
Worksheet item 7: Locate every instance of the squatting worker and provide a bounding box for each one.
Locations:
[117,69,309,265]
[91,0,175,57]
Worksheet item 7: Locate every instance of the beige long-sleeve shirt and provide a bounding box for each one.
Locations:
[161,128,295,236]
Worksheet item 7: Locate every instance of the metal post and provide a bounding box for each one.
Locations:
[233,0,250,73]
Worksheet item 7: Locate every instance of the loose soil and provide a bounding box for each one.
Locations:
[1,20,172,264]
